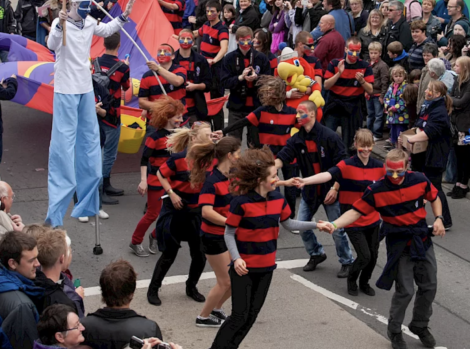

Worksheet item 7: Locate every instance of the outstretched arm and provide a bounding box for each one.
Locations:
[321,209,362,233]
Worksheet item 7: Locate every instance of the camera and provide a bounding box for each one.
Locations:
[129,336,171,349]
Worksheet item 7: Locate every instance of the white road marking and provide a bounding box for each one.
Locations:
[83,258,448,349]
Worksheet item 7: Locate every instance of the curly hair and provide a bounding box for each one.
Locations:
[229,146,275,196]
[166,121,211,154]
[187,136,241,188]
[148,96,185,129]
[449,34,466,58]
[257,75,286,106]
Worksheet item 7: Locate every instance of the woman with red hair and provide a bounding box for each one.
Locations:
[129,96,184,257]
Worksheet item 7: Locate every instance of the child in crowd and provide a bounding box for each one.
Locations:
[409,69,422,85]
[367,42,389,141]
[384,65,409,148]
[402,83,419,128]
[387,41,410,73]
[223,4,236,27]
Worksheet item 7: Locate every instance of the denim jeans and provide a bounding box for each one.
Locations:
[445,146,457,183]
[297,198,354,265]
[100,122,121,178]
[366,96,384,138]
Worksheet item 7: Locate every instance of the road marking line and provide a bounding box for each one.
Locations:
[290,274,448,349]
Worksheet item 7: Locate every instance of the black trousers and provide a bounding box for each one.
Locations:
[148,215,206,292]
[347,226,379,286]
[210,268,273,349]
[210,62,225,131]
[455,145,470,185]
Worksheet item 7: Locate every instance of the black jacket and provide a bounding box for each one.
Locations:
[221,47,271,112]
[0,77,17,135]
[383,16,412,63]
[232,5,260,33]
[82,308,162,349]
[358,26,387,61]
[194,0,209,29]
[33,270,78,315]
[277,121,347,204]
[1,0,17,34]
[413,98,451,170]
[15,0,40,36]
[451,78,470,133]
[295,3,326,31]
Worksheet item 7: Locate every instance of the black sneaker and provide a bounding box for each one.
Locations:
[147,289,162,306]
[408,326,436,348]
[347,280,358,296]
[337,264,352,278]
[387,330,408,349]
[211,309,227,321]
[148,234,158,254]
[359,283,376,296]
[303,254,327,272]
[196,315,223,328]
[186,286,206,303]
[446,185,457,197]
[452,186,469,199]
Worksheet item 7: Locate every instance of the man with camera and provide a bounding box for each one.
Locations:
[221,26,271,145]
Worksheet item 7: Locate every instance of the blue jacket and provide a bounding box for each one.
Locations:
[0,264,43,349]
[311,9,354,41]
[433,0,470,31]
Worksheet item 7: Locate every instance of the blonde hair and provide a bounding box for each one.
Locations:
[456,56,470,90]
[368,41,383,53]
[353,129,374,148]
[166,122,211,154]
[36,229,67,269]
[363,9,384,34]
[23,224,52,240]
[390,65,408,82]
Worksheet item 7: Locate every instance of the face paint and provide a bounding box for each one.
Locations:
[347,43,361,63]
[270,179,278,187]
[156,47,172,64]
[206,8,218,21]
[238,36,253,50]
[386,159,406,184]
[179,34,194,49]
[303,38,315,56]
[358,146,373,153]
[296,105,310,126]
[77,0,91,19]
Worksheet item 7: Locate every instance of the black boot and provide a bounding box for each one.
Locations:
[102,192,119,205]
[104,177,124,196]
[147,288,162,306]
[186,285,205,303]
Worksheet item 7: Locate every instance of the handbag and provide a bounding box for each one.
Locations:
[271,31,284,54]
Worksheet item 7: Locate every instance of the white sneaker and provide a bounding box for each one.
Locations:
[291,230,300,234]
[78,216,89,223]
[99,209,109,219]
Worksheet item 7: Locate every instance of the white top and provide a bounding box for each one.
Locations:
[48,16,125,94]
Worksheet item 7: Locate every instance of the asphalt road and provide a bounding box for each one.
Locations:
[4,101,470,349]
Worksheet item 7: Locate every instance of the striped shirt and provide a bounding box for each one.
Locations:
[138,64,187,108]
[303,55,323,78]
[199,168,231,236]
[226,190,291,272]
[246,104,298,156]
[328,155,386,231]
[198,21,229,59]
[140,128,172,190]
[352,172,438,234]
[325,58,374,97]
[408,37,434,71]
[161,0,186,34]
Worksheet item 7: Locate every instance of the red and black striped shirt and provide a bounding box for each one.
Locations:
[96,54,130,128]
[303,55,323,78]
[246,104,298,156]
[161,0,186,34]
[352,172,438,234]
[140,128,172,190]
[138,64,187,108]
[199,168,231,237]
[324,58,374,97]
[226,190,291,272]
[267,51,278,73]
[198,21,229,59]
[328,155,386,231]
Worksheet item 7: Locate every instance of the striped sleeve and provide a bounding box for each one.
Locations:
[324,60,337,79]
[280,198,292,222]
[424,177,439,202]
[352,187,376,216]
[199,181,216,206]
[364,64,374,83]
[218,26,229,41]
[159,156,176,178]
[226,198,244,227]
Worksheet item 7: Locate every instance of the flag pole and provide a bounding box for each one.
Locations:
[90,0,167,95]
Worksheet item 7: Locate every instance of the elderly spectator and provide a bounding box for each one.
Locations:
[409,20,435,70]
[311,0,354,41]
[350,0,369,34]
[440,34,466,68]
[449,56,470,198]
[437,0,470,46]
[401,80,453,228]
[34,304,85,349]
[422,0,443,41]
[433,0,470,32]
[358,9,388,60]
[0,181,24,236]
[81,260,162,349]
[312,14,346,74]
[0,231,42,349]
[383,1,413,64]
[34,229,80,316]
[418,58,455,109]
[295,0,327,32]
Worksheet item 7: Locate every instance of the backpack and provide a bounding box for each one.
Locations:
[92,58,124,103]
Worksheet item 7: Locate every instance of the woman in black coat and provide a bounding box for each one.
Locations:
[231,1,260,33]
[401,80,453,228]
